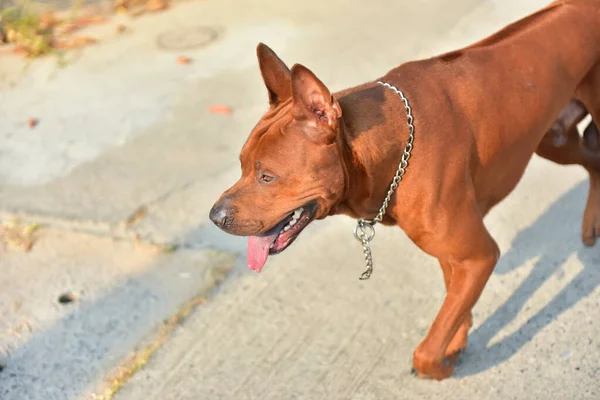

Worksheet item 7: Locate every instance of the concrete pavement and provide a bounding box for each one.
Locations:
[1,0,598,398]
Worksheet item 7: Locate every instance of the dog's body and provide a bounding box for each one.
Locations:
[210,0,600,379]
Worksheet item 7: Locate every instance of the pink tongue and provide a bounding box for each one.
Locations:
[247,233,278,273]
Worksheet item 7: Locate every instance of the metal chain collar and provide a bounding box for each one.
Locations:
[353,81,415,280]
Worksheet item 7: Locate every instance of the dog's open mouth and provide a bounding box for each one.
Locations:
[247,201,317,273]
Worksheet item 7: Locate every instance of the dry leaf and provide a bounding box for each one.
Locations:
[28,118,38,128]
[0,219,40,252]
[128,6,147,17]
[125,205,148,227]
[56,22,79,35]
[38,11,57,31]
[146,0,168,12]
[116,24,126,33]
[73,36,98,46]
[53,36,97,49]
[208,105,233,115]
[176,56,190,64]
[12,47,28,57]
[55,16,106,36]
[75,16,106,26]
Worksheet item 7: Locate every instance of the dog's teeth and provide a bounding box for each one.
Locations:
[290,219,297,227]
[284,226,290,231]
[269,243,273,249]
[293,209,302,220]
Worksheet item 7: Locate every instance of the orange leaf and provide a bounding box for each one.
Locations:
[176,56,191,64]
[208,105,233,115]
[28,118,38,128]
[74,16,106,26]
[53,36,97,49]
[38,11,57,31]
[146,0,168,12]
[12,47,28,57]
[58,23,79,35]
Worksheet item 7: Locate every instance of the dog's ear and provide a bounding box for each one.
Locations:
[290,64,342,130]
[257,43,292,108]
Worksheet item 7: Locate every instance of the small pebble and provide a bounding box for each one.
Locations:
[58,292,78,304]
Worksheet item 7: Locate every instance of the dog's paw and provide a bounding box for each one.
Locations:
[582,180,600,247]
[412,348,455,381]
[582,221,599,247]
[412,361,455,381]
[582,223,598,246]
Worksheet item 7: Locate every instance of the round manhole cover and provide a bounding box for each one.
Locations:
[156,26,220,51]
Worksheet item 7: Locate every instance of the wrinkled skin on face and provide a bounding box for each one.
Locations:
[232,110,345,233]
[209,43,348,271]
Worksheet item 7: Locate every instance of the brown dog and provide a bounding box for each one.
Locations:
[210,0,600,380]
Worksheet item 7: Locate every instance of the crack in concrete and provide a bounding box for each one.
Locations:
[0,210,120,238]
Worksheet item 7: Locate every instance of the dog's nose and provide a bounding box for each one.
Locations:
[209,200,232,229]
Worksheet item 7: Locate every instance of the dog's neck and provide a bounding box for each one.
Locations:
[332,81,414,223]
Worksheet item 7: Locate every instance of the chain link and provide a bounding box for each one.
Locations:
[354,81,415,280]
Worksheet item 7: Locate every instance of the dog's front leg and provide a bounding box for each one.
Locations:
[438,260,474,364]
[411,212,499,380]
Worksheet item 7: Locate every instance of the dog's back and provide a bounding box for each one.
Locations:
[377,0,600,214]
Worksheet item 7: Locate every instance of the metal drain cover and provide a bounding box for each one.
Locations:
[156,26,220,51]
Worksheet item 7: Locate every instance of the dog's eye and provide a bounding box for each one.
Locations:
[259,174,275,183]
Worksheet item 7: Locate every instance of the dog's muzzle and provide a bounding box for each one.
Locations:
[209,199,234,230]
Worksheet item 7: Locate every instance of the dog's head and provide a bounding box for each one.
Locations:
[210,43,347,272]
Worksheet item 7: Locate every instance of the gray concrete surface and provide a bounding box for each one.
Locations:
[1,0,599,399]
[0,229,235,399]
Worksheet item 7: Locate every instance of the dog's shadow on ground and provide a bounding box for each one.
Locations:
[455,180,600,377]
